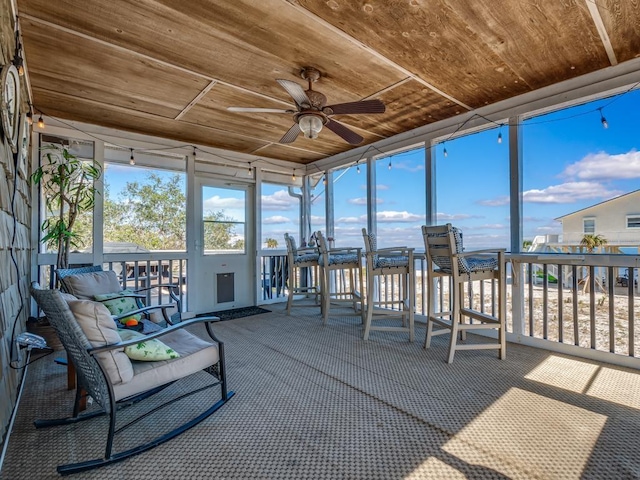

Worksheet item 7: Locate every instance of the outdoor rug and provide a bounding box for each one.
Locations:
[197,306,271,321]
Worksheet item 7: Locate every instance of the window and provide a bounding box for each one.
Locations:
[626,215,640,229]
[583,218,595,234]
[437,128,509,249]
[376,150,426,248]
[332,163,367,248]
[261,183,300,249]
[103,161,186,251]
[202,186,246,254]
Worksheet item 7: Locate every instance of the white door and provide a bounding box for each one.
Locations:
[190,179,255,314]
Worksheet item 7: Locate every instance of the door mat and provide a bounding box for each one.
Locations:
[197,306,271,321]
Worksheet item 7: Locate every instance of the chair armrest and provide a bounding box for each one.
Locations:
[457,248,506,257]
[297,247,319,254]
[375,247,414,255]
[88,316,221,355]
[327,247,361,255]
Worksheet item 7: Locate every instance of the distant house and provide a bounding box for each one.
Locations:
[555,189,640,251]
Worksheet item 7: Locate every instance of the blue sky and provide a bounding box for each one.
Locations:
[105,86,640,252]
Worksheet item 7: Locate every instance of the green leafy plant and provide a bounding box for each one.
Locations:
[30,144,102,269]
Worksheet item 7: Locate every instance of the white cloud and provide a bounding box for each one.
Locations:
[562,150,640,180]
[336,215,366,224]
[377,211,423,223]
[392,161,424,173]
[203,196,244,210]
[522,181,622,203]
[436,212,482,221]
[477,197,509,206]
[481,181,622,206]
[263,215,291,225]
[261,189,299,211]
[348,197,383,205]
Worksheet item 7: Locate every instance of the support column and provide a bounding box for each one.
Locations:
[366,157,376,234]
[509,115,525,336]
[425,139,436,226]
[325,171,334,246]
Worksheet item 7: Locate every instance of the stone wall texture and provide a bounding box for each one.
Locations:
[0,0,32,446]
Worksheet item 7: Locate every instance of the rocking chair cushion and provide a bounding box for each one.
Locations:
[60,270,121,300]
[68,299,134,385]
[113,329,220,401]
[294,253,319,264]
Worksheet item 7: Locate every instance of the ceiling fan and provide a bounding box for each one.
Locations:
[227,67,385,145]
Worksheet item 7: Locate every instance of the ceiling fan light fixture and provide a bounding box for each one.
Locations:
[298,114,323,139]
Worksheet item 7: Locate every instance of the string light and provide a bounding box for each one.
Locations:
[193,146,197,159]
[37,115,44,129]
[26,111,32,126]
[443,144,448,158]
[388,158,392,170]
[128,149,135,165]
[497,129,503,144]
[247,162,252,176]
[323,175,328,185]
[356,161,360,174]
[292,170,296,181]
[598,108,608,129]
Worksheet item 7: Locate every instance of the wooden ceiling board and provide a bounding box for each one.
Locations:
[330,79,463,137]
[443,0,610,87]
[21,18,210,118]
[294,0,610,107]
[251,144,328,164]
[18,0,406,104]
[33,88,269,155]
[597,0,640,63]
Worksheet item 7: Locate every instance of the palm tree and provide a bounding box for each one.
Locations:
[265,238,278,248]
[580,234,608,292]
[580,234,607,253]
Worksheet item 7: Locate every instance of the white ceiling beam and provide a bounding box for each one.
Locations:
[282,0,472,111]
[585,0,618,66]
[174,80,218,120]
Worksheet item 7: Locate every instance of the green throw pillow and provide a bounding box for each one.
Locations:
[94,290,142,322]
[117,329,180,361]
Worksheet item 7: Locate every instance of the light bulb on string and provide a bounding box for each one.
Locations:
[292,170,296,182]
[443,145,448,158]
[26,111,33,126]
[388,159,392,170]
[356,162,360,174]
[323,175,328,186]
[129,149,135,165]
[598,108,608,129]
[247,163,252,176]
[37,115,44,129]
[497,130,503,144]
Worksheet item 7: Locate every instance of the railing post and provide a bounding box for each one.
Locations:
[510,260,525,337]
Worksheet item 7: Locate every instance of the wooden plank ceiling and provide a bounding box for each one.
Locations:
[16,0,640,165]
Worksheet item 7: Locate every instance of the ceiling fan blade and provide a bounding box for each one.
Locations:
[325,99,386,115]
[276,79,311,107]
[227,107,291,113]
[325,119,364,145]
[279,124,301,144]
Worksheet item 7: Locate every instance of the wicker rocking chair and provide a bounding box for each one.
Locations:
[30,282,234,475]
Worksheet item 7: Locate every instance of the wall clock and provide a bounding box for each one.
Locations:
[1,64,21,153]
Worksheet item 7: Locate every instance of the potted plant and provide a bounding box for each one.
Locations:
[31,143,102,269]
